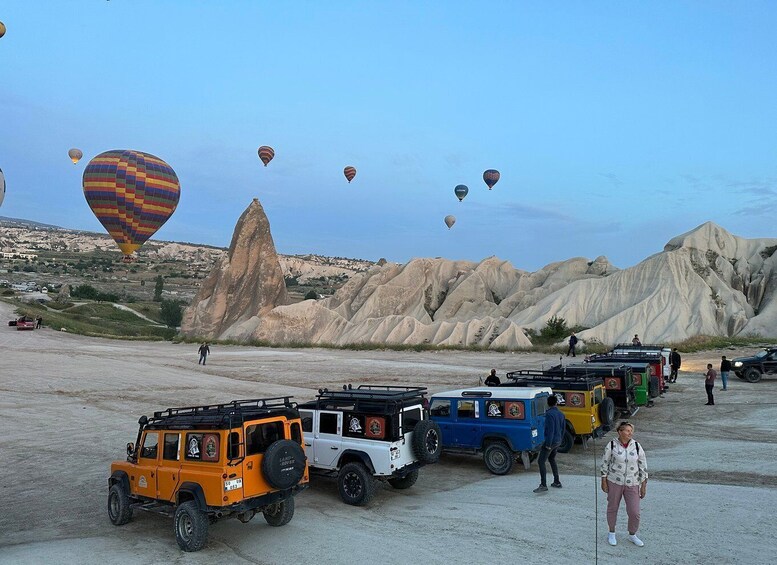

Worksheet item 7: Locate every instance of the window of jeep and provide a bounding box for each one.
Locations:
[594,388,604,404]
[228,432,241,459]
[246,421,284,455]
[140,432,159,459]
[402,407,422,431]
[486,400,505,418]
[301,415,313,433]
[163,433,179,460]
[319,413,339,435]
[533,397,548,418]
[429,399,451,417]
[291,422,302,445]
[457,400,477,419]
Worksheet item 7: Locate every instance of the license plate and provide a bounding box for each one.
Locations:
[224,478,242,492]
[531,429,538,437]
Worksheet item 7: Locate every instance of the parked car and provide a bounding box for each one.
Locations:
[547,363,639,418]
[586,358,657,407]
[298,385,442,506]
[732,347,777,383]
[609,344,671,393]
[12,316,35,330]
[108,397,309,551]
[429,386,551,475]
[502,371,614,452]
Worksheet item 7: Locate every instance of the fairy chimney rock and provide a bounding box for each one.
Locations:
[180,198,288,339]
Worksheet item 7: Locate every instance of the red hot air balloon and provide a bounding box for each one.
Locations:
[258,146,275,166]
[343,166,357,183]
[82,150,180,261]
[483,169,500,190]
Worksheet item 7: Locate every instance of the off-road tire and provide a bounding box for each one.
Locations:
[744,368,762,383]
[598,397,615,430]
[412,419,442,464]
[388,469,419,490]
[262,496,295,527]
[484,442,514,475]
[558,429,575,454]
[261,439,307,490]
[338,462,376,506]
[648,375,660,398]
[174,501,209,552]
[107,483,132,526]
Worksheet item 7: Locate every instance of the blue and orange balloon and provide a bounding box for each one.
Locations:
[82,150,180,261]
[483,169,500,190]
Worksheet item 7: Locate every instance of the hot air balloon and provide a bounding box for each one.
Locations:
[483,169,500,190]
[444,215,456,229]
[257,146,275,166]
[0,168,5,208]
[454,184,468,202]
[343,166,357,183]
[68,148,83,165]
[0,21,6,38]
[82,150,180,261]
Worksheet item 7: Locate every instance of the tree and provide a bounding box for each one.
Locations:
[154,275,164,302]
[304,290,318,300]
[160,299,183,328]
[539,315,569,339]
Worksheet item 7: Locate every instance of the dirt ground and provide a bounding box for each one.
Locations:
[0,301,774,564]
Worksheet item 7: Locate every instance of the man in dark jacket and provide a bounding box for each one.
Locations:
[720,355,731,391]
[484,369,501,387]
[534,395,567,492]
[669,348,681,383]
[567,332,578,357]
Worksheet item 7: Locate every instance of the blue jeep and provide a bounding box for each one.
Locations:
[428,387,551,475]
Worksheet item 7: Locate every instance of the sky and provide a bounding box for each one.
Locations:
[1,1,776,271]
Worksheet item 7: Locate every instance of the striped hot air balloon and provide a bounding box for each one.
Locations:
[343,166,357,183]
[258,146,275,166]
[483,169,500,190]
[82,150,180,261]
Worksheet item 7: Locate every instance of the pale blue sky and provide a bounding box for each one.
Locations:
[1,1,776,270]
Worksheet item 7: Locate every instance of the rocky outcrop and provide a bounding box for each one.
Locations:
[180,199,288,339]
[182,203,777,347]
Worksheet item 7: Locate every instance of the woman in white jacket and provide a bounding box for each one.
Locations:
[600,421,648,547]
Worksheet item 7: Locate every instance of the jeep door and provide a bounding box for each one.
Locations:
[452,399,480,448]
[313,411,343,468]
[156,432,182,501]
[134,431,159,499]
[243,420,286,497]
[764,351,777,375]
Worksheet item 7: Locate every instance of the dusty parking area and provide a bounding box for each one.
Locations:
[0,301,774,564]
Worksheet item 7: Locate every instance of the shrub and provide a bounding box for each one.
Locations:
[160,299,183,328]
[304,290,318,300]
[539,315,569,339]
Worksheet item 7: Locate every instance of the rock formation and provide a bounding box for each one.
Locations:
[182,199,777,348]
[180,199,288,338]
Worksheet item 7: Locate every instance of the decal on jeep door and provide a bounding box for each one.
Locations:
[365,416,385,439]
[139,475,147,488]
[568,393,583,407]
[504,401,525,419]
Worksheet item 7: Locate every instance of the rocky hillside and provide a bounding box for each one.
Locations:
[180,198,777,348]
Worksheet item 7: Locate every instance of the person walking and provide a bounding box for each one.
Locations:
[600,421,648,547]
[35,315,43,329]
[669,348,681,383]
[705,363,716,405]
[484,369,501,387]
[720,356,731,391]
[567,332,578,357]
[534,394,566,493]
[198,342,210,365]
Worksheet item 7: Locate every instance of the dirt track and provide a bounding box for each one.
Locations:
[0,301,774,564]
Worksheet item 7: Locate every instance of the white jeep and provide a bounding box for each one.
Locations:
[298,385,442,505]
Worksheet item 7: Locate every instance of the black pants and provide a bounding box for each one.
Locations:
[705,384,714,405]
[669,367,679,382]
[538,444,560,486]
[567,345,576,357]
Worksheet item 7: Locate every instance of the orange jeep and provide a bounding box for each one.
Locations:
[108,397,309,551]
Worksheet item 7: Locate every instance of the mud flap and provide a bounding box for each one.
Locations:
[520,451,531,471]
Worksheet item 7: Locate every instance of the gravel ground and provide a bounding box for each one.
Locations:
[0,301,773,564]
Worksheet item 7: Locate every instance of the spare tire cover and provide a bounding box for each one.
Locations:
[598,397,615,429]
[261,439,307,490]
[412,419,442,464]
[648,376,660,398]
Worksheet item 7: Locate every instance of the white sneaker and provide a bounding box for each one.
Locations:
[628,534,644,547]
[608,533,617,546]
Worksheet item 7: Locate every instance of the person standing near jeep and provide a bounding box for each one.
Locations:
[198,342,210,365]
[669,348,681,383]
[484,369,501,387]
[533,394,566,493]
[567,332,578,357]
[720,356,731,391]
[705,363,716,405]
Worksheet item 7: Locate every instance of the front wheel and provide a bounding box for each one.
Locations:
[174,501,209,552]
[388,469,419,490]
[744,368,762,383]
[484,442,514,475]
[263,497,295,527]
[338,462,376,506]
[107,483,132,526]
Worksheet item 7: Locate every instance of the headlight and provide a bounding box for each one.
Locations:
[733,361,743,368]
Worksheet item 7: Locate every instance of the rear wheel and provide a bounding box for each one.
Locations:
[484,442,514,475]
[107,483,132,526]
[338,462,375,506]
[412,419,442,463]
[558,430,575,454]
[598,397,615,430]
[174,501,209,552]
[744,368,762,383]
[388,469,419,490]
[263,497,295,527]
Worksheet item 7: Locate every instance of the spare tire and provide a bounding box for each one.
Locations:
[261,439,307,490]
[598,397,615,430]
[412,419,442,464]
[648,375,660,399]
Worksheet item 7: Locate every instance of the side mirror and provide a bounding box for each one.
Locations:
[126,442,134,456]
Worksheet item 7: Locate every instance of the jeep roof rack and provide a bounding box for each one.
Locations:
[588,351,661,361]
[612,343,667,350]
[504,370,603,389]
[145,396,299,430]
[303,385,428,412]
[548,363,633,376]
